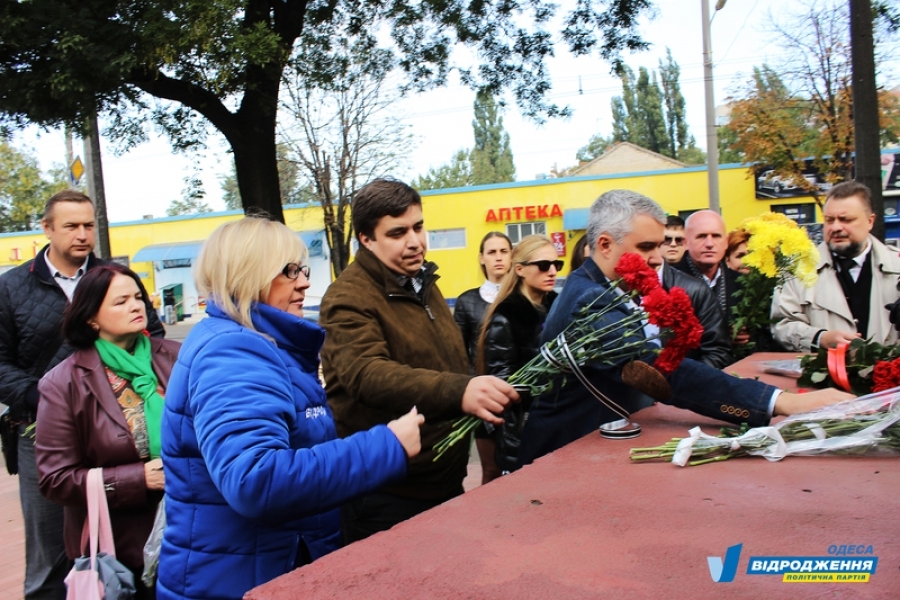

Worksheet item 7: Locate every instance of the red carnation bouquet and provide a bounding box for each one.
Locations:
[434,253,704,460]
[614,253,704,375]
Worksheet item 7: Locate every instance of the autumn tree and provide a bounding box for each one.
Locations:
[723,1,900,207]
[0,0,655,224]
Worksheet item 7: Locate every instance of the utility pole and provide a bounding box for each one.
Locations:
[701,0,727,214]
[83,115,111,258]
[849,0,884,241]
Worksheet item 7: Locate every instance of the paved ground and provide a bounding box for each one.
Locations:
[0,322,483,600]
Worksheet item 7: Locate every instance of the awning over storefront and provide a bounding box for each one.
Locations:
[133,241,204,263]
[134,230,326,263]
[563,208,590,231]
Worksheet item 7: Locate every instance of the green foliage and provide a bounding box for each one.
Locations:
[798,338,900,396]
[729,269,778,360]
[470,90,516,184]
[575,134,614,163]
[165,196,212,217]
[659,48,688,157]
[604,49,701,161]
[414,90,516,190]
[412,150,474,191]
[166,175,212,216]
[874,0,900,33]
[717,125,743,164]
[676,143,706,166]
[722,3,900,195]
[0,140,64,232]
[0,0,654,221]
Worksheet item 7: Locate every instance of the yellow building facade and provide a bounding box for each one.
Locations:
[0,164,820,304]
[422,164,821,299]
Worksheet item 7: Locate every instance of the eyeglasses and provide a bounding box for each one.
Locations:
[523,259,564,272]
[663,235,684,246]
[282,263,311,280]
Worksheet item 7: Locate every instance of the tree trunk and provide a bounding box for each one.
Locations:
[850,0,884,240]
[326,220,351,278]
[83,115,111,259]
[231,111,285,223]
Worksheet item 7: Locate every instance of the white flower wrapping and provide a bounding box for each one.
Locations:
[644,388,900,467]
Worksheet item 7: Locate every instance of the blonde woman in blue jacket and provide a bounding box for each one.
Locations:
[158,217,423,600]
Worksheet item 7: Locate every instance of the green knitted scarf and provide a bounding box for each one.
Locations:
[94,335,164,458]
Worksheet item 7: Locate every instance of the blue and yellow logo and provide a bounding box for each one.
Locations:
[709,543,878,583]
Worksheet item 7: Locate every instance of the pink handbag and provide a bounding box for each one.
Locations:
[65,468,135,600]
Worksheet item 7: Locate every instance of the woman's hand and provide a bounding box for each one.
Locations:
[387,407,425,458]
[144,458,165,491]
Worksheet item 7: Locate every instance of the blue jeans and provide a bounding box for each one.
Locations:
[18,425,70,600]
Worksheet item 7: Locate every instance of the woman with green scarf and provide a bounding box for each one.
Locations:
[35,264,180,600]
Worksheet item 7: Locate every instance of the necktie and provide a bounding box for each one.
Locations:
[835,256,857,284]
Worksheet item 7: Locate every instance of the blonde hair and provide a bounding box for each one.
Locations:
[194,216,307,331]
[475,234,555,374]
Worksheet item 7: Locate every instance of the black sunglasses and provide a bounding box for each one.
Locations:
[282,263,311,280]
[523,259,564,272]
[663,235,684,246]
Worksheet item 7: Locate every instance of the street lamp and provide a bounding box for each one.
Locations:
[701,0,727,213]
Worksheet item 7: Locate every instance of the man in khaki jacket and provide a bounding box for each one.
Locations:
[319,178,517,544]
[772,181,900,352]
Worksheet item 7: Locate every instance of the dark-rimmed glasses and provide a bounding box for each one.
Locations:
[282,263,310,280]
[663,235,684,246]
[523,259,564,272]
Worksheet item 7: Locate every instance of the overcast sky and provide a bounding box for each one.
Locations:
[12,0,900,223]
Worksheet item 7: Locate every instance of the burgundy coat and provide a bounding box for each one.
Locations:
[35,337,181,570]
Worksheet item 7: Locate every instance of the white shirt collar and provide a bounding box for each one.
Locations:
[479,280,501,304]
[44,251,89,280]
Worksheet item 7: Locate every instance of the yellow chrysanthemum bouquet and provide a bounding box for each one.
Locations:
[731,212,819,358]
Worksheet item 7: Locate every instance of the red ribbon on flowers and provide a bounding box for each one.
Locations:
[827,342,851,392]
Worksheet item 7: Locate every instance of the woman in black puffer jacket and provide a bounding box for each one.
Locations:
[477,235,559,475]
[454,231,512,483]
[454,232,512,366]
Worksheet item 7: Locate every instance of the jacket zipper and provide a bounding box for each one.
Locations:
[387,293,436,321]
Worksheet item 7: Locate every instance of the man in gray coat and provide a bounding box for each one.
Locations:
[772,181,900,352]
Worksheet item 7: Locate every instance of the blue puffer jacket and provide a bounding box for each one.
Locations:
[157,301,408,600]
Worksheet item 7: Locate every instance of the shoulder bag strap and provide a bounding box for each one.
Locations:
[83,468,117,564]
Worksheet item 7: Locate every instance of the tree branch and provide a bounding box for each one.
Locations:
[127,71,240,142]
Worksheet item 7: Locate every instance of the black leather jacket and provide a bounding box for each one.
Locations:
[480,290,556,472]
[661,264,732,369]
[453,287,490,369]
[0,245,165,421]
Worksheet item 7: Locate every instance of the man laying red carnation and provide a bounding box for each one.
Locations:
[519,190,853,466]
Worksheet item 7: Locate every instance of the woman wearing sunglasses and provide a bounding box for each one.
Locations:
[475,235,559,476]
[157,217,423,600]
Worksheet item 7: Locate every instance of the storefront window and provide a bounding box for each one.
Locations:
[771,203,816,225]
[506,221,547,244]
[428,228,467,250]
